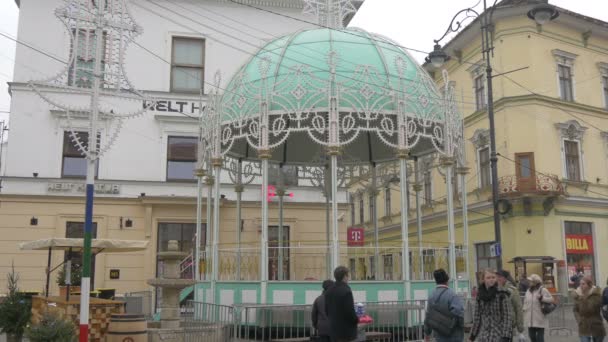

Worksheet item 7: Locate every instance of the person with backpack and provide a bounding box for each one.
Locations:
[311,280,334,342]
[423,269,464,342]
[469,269,513,342]
[324,266,359,342]
[571,276,606,342]
[522,274,554,342]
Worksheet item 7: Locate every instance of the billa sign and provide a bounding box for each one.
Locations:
[109,269,120,280]
[565,234,594,254]
[347,227,365,246]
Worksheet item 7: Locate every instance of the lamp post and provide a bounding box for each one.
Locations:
[428,1,559,271]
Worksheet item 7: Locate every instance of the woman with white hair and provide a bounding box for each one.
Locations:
[522,274,554,342]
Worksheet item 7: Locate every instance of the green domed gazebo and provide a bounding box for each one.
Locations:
[198,0,466,308]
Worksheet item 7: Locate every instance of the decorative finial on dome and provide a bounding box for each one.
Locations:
[303,0,357,29]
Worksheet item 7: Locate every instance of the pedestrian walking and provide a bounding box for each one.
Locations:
[469,269,513,342]
[571,276,606,342]
[311,279,334,342]
[522,274,554,342]
[325,266,358,342]
[423,269,464,342]
[496,270,525,341]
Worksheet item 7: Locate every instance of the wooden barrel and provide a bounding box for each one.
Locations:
[106,314,147,342]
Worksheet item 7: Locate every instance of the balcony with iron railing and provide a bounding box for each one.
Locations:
[498,173,564,197]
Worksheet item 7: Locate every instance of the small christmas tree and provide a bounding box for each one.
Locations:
[0,262,32,341]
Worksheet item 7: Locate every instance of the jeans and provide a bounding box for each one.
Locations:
[579,337,605,342]
[528,327,545,342]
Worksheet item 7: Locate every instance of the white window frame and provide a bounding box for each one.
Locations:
[476,146,492,188]
[169,34,206,93]
[555,120,587,182]
[467,61,488,112]
[561,138,584,182]
[552,49,578,102]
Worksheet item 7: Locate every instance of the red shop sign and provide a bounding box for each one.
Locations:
[565,234,594,254]
[347,227,365,246]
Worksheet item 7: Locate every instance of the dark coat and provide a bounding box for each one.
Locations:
[470,285,513,341]
[312,293,330,336]
[573,287,606,337]
[324,281,358,341]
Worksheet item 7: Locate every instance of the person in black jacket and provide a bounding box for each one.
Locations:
[312,279,334,342]
[325,266,359,342]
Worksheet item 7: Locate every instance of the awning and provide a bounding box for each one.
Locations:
[19,238,149,253]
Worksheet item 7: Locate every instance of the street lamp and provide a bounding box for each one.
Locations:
[527,4,559,26]
[428,0,559,271]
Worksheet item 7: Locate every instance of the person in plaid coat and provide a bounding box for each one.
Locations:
[469,269,514,342]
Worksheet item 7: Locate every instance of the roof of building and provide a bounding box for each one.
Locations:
[424,0,608,69]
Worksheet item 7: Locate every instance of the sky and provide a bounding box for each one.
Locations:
[1,0,607,131]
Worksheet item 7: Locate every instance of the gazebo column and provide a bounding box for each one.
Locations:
[235,159,244,281]
[211,157,222,304]
[276,180,285,281]
[371,163,380,280]
[205,172,214,282]
[457,166,470,288]
[328,147,340,272]
[259,150,271,303]
[195,168,205,282]
[397,149,411,300]
[413,158,424,280]
[441,156,457,291]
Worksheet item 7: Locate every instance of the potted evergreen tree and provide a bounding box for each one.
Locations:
[56,263,81,297]
[0,263,32,342]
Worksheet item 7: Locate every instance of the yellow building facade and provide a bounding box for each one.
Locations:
[349,1,608,292]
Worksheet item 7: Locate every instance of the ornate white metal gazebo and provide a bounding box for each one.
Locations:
[197,0,466,303]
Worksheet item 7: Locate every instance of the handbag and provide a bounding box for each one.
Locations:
[424,288,457,336]
[539,287,557,315]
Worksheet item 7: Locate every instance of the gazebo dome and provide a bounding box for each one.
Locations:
[216,27,447,164]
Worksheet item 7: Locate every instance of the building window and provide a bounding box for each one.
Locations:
[383,254,393,280]
[368,194,375,223]
[68,29,106,88]
[369,256,376,280]
[65,222,98,286]
[602,76,608,109]
[349,258,357,280]
[475,242,499,282]
[558,65,574,102]
[423,170,432,206]
[564,140,581,181]
[62,131,99,178]
[478,146,491,188]
[474,75,485,111]
[564,221,595,285]
[157,222,201,280]
[167,136,197,181]
[359,196,364,223]
[171,37,205,93]
[384,186,391,217]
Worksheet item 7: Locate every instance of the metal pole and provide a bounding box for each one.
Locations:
[45,247,52,297]
[195,171,204,281]
[325,166,331,279]
[372,164,379,280]
[205,173,213,281]
[398,154,411,300]
[482,0,502,270]
[277,178,284,281]
[330,154,339,271]
[211,161,221,304]
[236,159,243,281]
[414,158,423,280]
[444,159,457,291]
[260,157,269,303]
[79,2,104,338]
[458,168,470,286]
